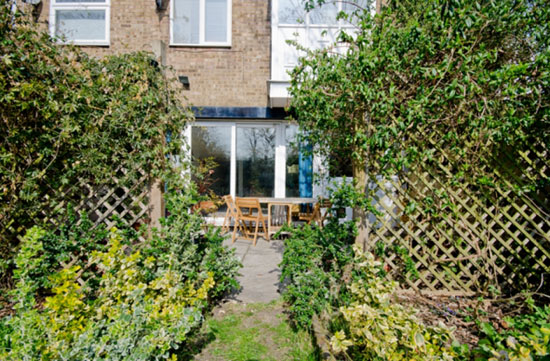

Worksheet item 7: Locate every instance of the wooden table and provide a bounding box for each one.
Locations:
[242,197,316,239]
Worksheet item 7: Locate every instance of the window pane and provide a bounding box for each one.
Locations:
[237,127,275,197]
[191,126,231,196]
[205,0,227,42]
[55,10,106,41]
[173,0,200,44]
[285,125,300,197]
[309,2,338,25]
[343,0,370,15]
[278,0,304,24]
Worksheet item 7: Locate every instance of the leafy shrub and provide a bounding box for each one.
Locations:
[1,183,241,360]
[0,3,191,286]
[473,304,550,361]
[330,247,457,361]
[12,210,110,296]
[1,228,213,360]
[143,184,241,302]
[280,218,356,329]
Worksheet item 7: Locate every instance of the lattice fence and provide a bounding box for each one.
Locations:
[367,141,550,296]
[0,167,151,255]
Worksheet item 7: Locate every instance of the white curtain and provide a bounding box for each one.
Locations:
[205,0,227,42]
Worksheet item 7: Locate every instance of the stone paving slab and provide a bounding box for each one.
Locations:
[223,236,284,303]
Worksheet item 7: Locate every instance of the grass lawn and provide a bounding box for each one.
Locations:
[194,299,318,361]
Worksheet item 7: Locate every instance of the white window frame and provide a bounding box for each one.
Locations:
[188,121,287,199]
[276,0,366,28]
[170,0,232,47]
[49,0,110,46]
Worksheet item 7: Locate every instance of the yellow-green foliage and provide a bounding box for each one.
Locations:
[330,246,456,361]
[477,323,550,361]
[2,228,215,360]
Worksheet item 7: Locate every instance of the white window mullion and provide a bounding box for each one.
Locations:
[230,124,237,198]
[199,0,206,44]
[274,124,286,198]
[226,0,232,44]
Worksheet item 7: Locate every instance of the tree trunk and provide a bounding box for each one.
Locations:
[352,162,369,250]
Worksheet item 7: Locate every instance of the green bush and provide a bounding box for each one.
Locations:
[473,304,550,361]
[1,228,212,360]
[280,201,549,361]
[12,210,110,296]
[280,217,356,330]
[0,3,191,285]
[143,184,241,302]
[330,247,457,361]
[1,184,241,360]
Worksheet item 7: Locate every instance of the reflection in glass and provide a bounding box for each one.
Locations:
[278,0,305,24]
[55,10,106,41]
[308,2,338,25]
[191,126,231,196]
[286,125,300,197]
[237,127,275,197]
[173,0,200,44]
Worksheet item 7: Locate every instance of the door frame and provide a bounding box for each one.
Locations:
[188,120,288,199]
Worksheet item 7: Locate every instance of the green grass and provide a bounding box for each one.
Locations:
[199,300,318,361]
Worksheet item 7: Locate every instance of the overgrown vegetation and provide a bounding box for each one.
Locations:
[289,0,550,295]
[0,185,241,360]
[280,213,550,360]
[0,3,191,285]
[0,4,243,359]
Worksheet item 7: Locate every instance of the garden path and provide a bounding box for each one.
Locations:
[222,237,285,303]
[192,238,318,360]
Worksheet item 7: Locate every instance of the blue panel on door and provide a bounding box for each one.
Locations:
[299,144,313,198]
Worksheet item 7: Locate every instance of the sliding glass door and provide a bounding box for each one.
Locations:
[191,125,231,196]
[190,122,308,203]
[236,126,275,197]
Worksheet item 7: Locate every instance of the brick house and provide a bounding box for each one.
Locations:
[22,0,372,221]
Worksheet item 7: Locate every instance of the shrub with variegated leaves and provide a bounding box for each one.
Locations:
[1,228,215,360]
[330,246,457,361]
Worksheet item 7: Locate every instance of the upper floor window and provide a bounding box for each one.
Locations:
[49,0,110,46]
[278,0,368,26]
[171,0,232,46]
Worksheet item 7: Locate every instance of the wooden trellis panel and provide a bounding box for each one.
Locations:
[368,141,550,296]
[0,167,151,247]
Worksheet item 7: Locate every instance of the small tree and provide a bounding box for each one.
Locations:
[288,0,550,248]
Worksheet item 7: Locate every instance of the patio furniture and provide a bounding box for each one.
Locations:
[298,198,332,228]
[221,195,239,234]
[261,197,316,238]
[234,197,269,245]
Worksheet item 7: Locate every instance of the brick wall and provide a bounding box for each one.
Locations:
[33,0,270,107]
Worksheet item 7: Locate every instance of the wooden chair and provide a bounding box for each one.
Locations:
[221,195,239,234]
[299,199,332,228]
[234,197,268,245]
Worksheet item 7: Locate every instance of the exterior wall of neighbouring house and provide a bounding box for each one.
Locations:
[32,0,271,107]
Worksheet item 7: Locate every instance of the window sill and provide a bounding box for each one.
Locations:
[57,40,110,47]
[169,43,232,48]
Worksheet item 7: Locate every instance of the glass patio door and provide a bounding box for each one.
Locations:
[190,122,309,204]
[191,125,232,196]
[236,125,276,197]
